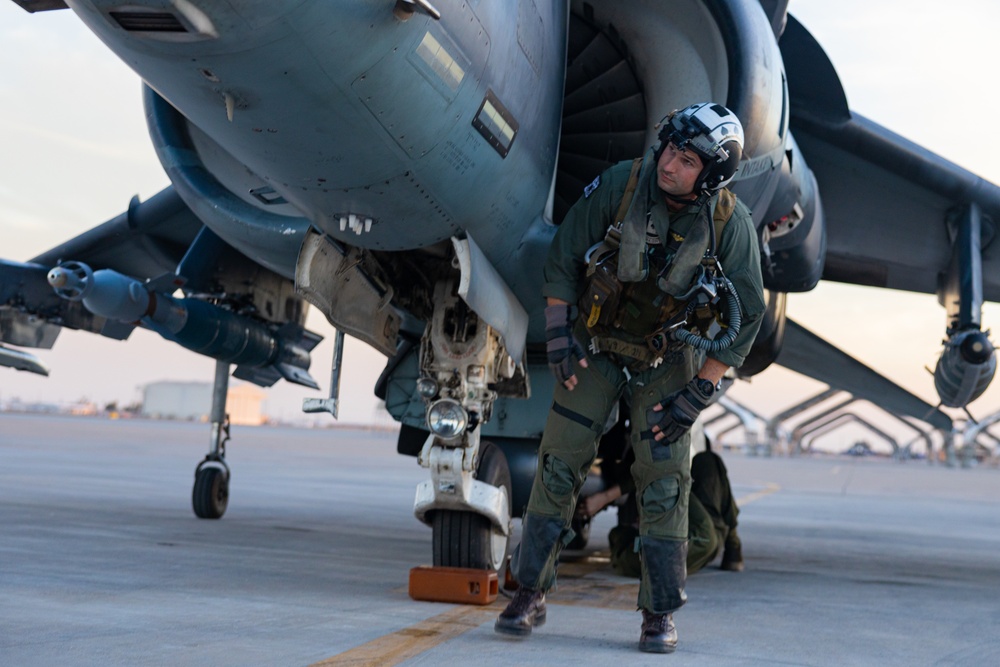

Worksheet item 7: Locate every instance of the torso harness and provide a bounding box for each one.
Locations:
[578,158,743,370]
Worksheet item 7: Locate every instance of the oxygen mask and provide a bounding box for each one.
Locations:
[661,261,719,303]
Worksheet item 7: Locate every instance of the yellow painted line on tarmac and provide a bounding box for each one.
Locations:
[310,604,499,667]
[737,482,781,506]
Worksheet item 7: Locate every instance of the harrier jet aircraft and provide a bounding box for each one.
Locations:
[3,0,998,570]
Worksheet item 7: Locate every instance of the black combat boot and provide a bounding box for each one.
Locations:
[639,609,677,653]
[494,586,546,636]
[720,532,744,572]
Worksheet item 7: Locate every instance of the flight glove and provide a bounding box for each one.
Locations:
[650,377,716,443]
[545,303,586,385]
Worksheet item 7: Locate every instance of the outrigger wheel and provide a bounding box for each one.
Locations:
[192,414,231,519]
[193,458,230,519]
[431,441,512,570]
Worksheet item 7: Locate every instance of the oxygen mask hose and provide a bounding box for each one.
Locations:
[672,276,742,352]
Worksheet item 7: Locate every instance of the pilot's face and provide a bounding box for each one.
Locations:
[656,142,703,198]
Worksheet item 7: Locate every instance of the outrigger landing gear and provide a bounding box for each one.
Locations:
[193,360,231,519]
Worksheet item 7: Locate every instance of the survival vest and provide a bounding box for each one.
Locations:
[578,158,736,367]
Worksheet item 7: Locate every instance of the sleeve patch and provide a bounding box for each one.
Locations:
[583,175,601,198]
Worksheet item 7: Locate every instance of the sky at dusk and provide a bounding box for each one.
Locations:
[3,1,1000,451]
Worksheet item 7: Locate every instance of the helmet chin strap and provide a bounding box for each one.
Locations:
[661,189,707,207]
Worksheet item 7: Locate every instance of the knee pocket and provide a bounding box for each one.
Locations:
[541,454,576,497]
[641,476,681,520]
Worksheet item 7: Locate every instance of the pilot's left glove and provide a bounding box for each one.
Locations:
[545,303,586,386]
[650,377,716,443]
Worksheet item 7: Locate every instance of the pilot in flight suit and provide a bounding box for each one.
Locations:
[495,102,766,653]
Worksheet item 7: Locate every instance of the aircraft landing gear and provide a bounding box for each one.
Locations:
[431,441,512,570]
[193,360,231,519]
[412,278,523,571]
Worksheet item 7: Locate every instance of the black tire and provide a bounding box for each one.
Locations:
[192,466,228,519]
[432,441,512,570]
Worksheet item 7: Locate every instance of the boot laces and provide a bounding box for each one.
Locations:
[508,587,541,614]
[642,610,669,634]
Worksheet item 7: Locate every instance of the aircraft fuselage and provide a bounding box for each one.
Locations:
[70,0,566,270]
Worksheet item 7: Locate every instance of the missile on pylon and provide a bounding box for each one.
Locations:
[47,261,320,388]
[933,329,996,408]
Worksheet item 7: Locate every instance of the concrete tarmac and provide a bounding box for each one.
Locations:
[2,413,999,666]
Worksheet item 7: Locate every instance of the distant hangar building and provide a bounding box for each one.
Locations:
[141,380,266,425]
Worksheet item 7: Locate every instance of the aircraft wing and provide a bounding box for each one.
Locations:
[777,317,952,431]
[781,14,1000,301]
[30,187,203,282]
[1,186,205,347]
[3,186,322,388]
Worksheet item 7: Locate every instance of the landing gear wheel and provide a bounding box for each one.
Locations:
[192,465,229,519]
[432,441,512,570]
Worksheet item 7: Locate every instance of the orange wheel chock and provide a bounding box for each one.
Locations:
[408,566,499,605]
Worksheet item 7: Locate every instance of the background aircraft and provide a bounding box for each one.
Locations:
[1,3,1000,572]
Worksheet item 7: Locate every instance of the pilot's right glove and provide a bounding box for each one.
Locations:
[649,377,716,443]
[545,303,586,386]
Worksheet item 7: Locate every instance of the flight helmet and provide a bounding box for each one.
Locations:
[656,102,744,193]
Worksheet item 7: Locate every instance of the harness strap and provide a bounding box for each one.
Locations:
[618,157,655,282]
[613,157,644,227]
[712,188,736,250]
[585,158,644,278]
[588,336,662,366]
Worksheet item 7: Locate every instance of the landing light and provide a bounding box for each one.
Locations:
[427,398,467,439]
[416,377,439,399]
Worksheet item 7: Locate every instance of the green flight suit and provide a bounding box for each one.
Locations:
[511,156,765,614]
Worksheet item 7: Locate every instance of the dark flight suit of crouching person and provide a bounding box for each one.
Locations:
[598,437,746,578]
[496,103,766,653]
